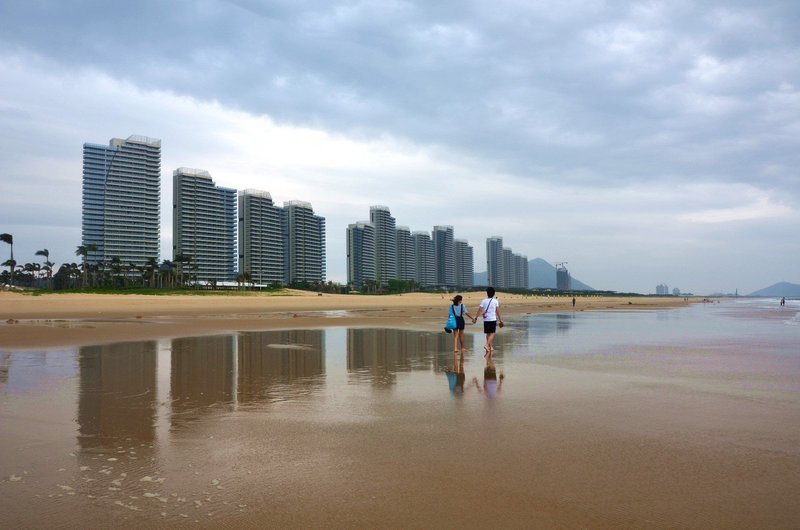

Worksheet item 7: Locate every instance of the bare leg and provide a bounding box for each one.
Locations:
[486,331,496,352]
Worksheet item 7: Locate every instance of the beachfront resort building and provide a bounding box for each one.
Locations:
[82,135,161,270]
[173,168,237,283]
[486,236,528,289]
[238,190,285,285]
[346,222,376,289]
[395,226,416,282]
[412,231,436,287]
[454,239,474,288]
[556,263,571,291]
[370,206,397,284]
[284,200,326,284]
[433,225,455,288]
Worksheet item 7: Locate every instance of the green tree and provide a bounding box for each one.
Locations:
[75,244,97,289]
[35,249,54,289]
[1,233,13,287]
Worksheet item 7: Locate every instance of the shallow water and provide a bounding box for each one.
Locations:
[1,300,799,528]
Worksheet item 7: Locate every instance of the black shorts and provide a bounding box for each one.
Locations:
[455,316,466,330]
[483,321,497,334]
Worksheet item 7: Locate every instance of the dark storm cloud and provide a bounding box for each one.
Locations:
[2,0,797,193]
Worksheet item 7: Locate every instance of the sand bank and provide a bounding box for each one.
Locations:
[0,290,693,349]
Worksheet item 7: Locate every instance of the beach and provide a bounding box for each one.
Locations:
[2,294,799,529]
[0,290,690,349]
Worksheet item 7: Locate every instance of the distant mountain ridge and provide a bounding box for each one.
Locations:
[748,282,800,297]
[473,258,594,291]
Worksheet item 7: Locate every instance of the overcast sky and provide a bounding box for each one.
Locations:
[1,0,798,294]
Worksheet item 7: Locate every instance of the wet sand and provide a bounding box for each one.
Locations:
[3,297,797,529]
[0,290,691,349]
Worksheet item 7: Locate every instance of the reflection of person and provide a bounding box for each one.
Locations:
[446,354,466,394]
[450,295,475,355]
[472,362,504,398]
[474,287,503,357]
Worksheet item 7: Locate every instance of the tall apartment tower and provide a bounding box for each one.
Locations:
[486,236,504,289]
[395,226,416,282]
[514,254,529,289]
[502,248,514,289]
[369,206,397,284]
[346,222,376,289]
[173,168,236,283]
[238,190,284,285]
[82,135,161,268]
[284,201,326,284]
[412,231,436,287]
[557,263,572,290]
[433,225,455,287]
[454,239,474,288]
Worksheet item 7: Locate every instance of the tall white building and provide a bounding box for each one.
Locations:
[238,190,285,285]
[412,231,436,287]
[347,222,376,289]
[370,205,397,285]
[82,135,161,268]
[395,226,416,282]
[454,239,474,288]
[284,201,326,284]
[433,225,455,287]
[173,168,236,283]
[486,236,504,289]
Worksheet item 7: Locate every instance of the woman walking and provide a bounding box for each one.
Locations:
[473,287,503,357]
[449,295,474,356]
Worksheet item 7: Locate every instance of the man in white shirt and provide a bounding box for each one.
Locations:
[473,286,504,357]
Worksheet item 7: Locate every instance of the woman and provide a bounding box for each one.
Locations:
[473,286,503,357]
[449,295,474,355]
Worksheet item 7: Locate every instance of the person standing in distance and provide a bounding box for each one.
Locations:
[473,287,503,357]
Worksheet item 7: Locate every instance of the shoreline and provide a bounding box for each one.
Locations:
[1,290,696,349]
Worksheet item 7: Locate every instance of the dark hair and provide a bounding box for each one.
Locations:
[452,295,463,304]
[486,287,495,298]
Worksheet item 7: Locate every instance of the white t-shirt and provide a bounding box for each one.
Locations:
[480,297,499,321]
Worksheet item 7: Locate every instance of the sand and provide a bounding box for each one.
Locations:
[0,290,692,349]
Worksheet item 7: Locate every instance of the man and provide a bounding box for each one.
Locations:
[473,286,504,357]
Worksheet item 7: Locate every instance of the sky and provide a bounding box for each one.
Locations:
[0,0,798,295]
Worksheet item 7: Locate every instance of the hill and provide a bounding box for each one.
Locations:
[473,259,594,290]
[748,281,800,297]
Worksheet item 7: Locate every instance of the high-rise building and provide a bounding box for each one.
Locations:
[173,168,236,283]
[412,231,436,287]
[486,236,504,289]
[395,226,416,282]
[502,248,514,289]
[454,239,474,288]
[433,225,455,287]
[514,254,529,289]
[557,263,572,291]
[82,135,161,268]
[238,189,284,285]
[284,201,326,284]
[369,206,397,284]
[347,222,376,289]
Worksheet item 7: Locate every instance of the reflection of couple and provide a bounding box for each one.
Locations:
[446,351,504,398]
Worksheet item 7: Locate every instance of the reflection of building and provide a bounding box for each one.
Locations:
[171,336,235,415]
[237,330,325,403]
[173,168,237,283]
[82,135,161,268]
[77,341,157,448]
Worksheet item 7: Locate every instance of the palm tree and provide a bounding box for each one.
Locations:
[75,244,97,288]
[35,249,54,289]
[1,233,13,287]
[145,257,158,288]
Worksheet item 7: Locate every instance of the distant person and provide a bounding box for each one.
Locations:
[474,287,503,357]
[780,297,786,306]
[572,297,576,308]
[449,295,475,355]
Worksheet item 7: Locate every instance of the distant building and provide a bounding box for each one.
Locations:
[238,190,285,285]
[370,205,397,285]
[412,231,436,287]
[656,283,669,295]
[82,135,161,268]
[433,225,455,287]
[395,226,416,282]
[284,201,326,284]
[173,168,236,283]
[486,236,505,289]
[556,263,571,291]
[454,239,474,288]
[346,222,376,289]
[672,287,680,296]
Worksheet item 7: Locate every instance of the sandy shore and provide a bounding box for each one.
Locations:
[0,290,693,349]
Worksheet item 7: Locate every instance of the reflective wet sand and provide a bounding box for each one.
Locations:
[1,301,799,528]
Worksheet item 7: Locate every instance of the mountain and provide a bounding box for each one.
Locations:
[472,258,594,290]
[748,282,800,297]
